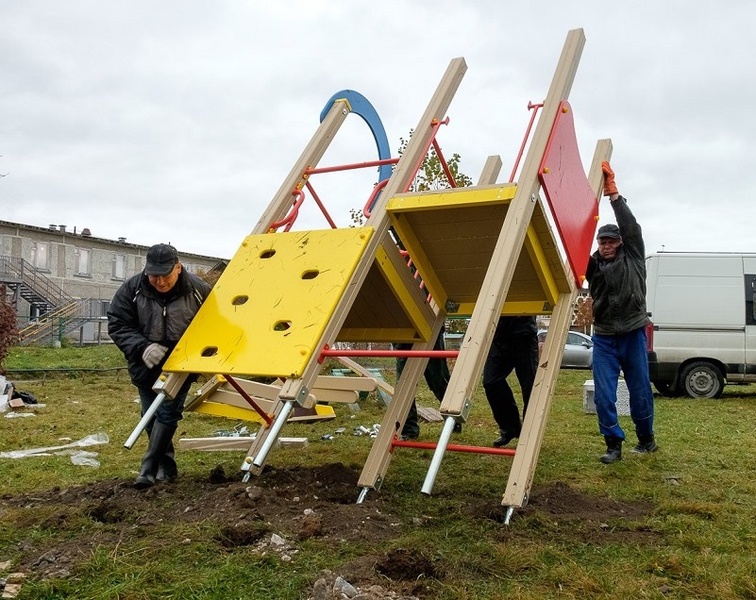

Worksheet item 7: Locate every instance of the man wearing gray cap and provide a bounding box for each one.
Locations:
[586,162,657,464]
[108,243,211,488]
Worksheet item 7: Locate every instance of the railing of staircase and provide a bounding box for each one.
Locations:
[0,255,75,306]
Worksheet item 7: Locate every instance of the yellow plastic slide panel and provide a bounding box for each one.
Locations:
[164,227,373,378]
[190,401,335,424]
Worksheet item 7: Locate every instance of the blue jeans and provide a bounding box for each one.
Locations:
[592,327,654,440]
[138,377,193,429]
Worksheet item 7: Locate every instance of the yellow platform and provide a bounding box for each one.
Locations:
[338,242,435,343]
[164,227,373,378]
[386,184,571,316]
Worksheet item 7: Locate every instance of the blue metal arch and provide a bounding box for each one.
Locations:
[320,90,393,183]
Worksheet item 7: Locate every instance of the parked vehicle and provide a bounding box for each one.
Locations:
[538,329,593,369]
[646,252,756,398]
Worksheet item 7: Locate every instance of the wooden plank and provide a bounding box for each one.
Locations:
[287,406,337,422]
[501,290,575,507]
[308,388,359,404]
[4,385,15,408]
[336,356,395,398]
[313,375,377,392]
[224,378,284,400]
[202,389,276,412]
[477,155,503,184]
[179,437,309,451]
[190,375,225,406]
[417,406,444,422]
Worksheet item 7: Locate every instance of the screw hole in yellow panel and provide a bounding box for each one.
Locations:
[273,320,292,332]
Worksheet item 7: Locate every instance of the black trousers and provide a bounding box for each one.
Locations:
[394,329,450,438]
[482,334,538,436]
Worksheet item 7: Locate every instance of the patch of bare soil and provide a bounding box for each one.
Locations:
[480,480,658,546]
[0,468,657,599]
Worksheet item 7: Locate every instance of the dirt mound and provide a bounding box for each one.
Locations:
[0,466,656,598]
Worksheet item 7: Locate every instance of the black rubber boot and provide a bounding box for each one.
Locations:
[400,401,420,440]
[493,430,519,448]
[632,434,658,454]
[135,422,177,489]
[156,440,178,483]
[599,436,623,464]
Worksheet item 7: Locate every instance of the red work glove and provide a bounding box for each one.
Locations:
[602,160,618,196]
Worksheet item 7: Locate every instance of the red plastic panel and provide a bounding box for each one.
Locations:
[538,100,598,285]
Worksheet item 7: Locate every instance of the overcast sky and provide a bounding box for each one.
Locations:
[2,1,754,263]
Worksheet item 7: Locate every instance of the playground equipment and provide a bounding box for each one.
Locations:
[125,28,610,516]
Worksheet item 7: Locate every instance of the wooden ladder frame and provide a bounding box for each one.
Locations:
[140,28,611,515]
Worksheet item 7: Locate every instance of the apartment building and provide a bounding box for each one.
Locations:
[0,219,226,345]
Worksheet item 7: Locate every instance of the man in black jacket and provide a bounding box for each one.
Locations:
[586,162,657,464]
[108,243,211,488]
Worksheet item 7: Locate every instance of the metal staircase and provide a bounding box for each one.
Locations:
[0,255,87,345]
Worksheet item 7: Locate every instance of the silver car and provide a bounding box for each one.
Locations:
[538,329,593,369]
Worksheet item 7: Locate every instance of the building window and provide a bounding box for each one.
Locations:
[31,241,50,271]
[112,253,126,280]
[100,300,111,317]
[75,248,91,276]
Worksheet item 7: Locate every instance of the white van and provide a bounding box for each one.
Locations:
[645,252,756,398]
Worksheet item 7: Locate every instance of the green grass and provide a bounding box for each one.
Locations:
[4,344,127,372]
[1,346,756,599]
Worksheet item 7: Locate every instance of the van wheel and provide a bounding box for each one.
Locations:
[680,361,724,399]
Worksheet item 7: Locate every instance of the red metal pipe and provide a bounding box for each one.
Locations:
[431,137,457,188]
[392,438,516,456]
[305,157,398,176]
[362,178,389,218]
[319,348,458,362]
[402,117,450,193]
[305,181,338,229]
[509,101,544,183]
[222,374,274,426]
[268,189,305,232]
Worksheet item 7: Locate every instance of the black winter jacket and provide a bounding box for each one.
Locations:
[586,196,650,335]
[492,316,538,344]
[107,270,211,387]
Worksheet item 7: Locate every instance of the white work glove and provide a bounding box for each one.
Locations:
[142,343,169,369]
